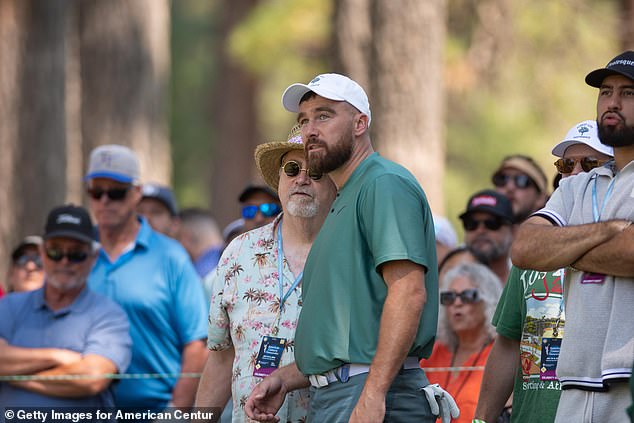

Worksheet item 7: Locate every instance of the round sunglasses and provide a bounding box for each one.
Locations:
[440,288,480,306]
[554,157,607,174]
[282,161,322,181]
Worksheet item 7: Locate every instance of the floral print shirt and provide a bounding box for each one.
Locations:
[208,216,310,422]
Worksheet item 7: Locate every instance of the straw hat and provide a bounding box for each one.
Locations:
[255,124,305,191]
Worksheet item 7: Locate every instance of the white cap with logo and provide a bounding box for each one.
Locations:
[282,73,372,126]
[551,120,614,158]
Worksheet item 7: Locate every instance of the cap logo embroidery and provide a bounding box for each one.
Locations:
[97,152,113,167]
[57,214,81,225]
[472,196,497,207]
[607,59,634,68]
[577,125,589,135]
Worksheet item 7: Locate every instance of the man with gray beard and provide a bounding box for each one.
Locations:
[0,205,131,409]
[194,125,337,422]
[460,190,515,284]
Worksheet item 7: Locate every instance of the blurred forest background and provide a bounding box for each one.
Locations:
[0,0,633,278]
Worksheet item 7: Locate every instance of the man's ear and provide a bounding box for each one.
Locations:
[353,113,369,136]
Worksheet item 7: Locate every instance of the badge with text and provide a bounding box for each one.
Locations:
[580,272,606,284]
[253,336,287,377]
[540,337,562,380]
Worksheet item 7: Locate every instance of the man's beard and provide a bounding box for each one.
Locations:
[306,130,354,174]
[47,272,87,292]
[598,116,634,147]
[467,239,509,265]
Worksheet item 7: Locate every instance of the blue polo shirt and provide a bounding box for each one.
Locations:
[88,218,207,411]
[0,285,131,407]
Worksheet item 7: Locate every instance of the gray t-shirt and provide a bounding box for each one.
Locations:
[534,161,634,390]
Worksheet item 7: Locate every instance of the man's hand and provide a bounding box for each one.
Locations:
[422,384,460,422]
[244,374,287,422]
[349,387,386,423]
[52,349,83,366]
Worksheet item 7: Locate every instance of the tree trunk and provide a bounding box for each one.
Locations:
[0,0,69,281]
[210,0,260,228]
[332,0,372,92]
[0,0,25,282]
[369,0,447,214]
[620,0,634,50]
[78,0,171,186]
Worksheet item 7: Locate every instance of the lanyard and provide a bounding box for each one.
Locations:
[592,174,617,223]
[277,223,302,312]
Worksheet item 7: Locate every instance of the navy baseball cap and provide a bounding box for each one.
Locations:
[585,50,634,88]
[459,190,514,223]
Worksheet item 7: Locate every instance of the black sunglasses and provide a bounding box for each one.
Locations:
[492,173,534,190]
[15,254,43,269]
[462,217,506,231]
[241,203,281,220]
[554,157,607,174]
[440,288,480,306]
[45,248,90,263]
[87,186,130,201]
[282,161,322,181]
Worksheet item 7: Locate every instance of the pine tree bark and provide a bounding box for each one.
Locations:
[210,0,260,228]
[334,0,448,214]
[78,0,171,185]
[0,0,68,281]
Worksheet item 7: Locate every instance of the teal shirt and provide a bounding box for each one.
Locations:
[295,153,438,375]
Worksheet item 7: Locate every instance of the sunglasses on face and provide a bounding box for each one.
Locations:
[440,288,480,306]
[462,217,505,232]
[554,157,607,174]
[492,173,534,190]
[45,248,90,263]
[282,160,322,181]
[15,254,43,269]
[241,203,281,220]
[87,186,130,201]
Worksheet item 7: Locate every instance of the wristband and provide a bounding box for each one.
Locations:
[472,420,488,423]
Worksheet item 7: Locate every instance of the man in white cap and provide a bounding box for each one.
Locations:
[475,120,613,423]
[513,51,634,422]
[194,125,337,422]
[85,144,208,411]
[245,74,458,423]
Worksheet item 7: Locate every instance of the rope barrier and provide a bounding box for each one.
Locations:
[0,373,202,381]
[0,366,484,381]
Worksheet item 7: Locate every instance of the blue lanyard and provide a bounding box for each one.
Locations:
[592,175,617,223]
[277,223,302,312]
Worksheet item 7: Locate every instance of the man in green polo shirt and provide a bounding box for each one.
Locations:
[245,73,459,423]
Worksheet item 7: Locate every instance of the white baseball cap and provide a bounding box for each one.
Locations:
[282,73,372,126]
[433,215,457,249]
[85,144,140,184]
[551,120,614,158]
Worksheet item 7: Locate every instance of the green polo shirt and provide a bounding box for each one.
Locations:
[295,153,438,375]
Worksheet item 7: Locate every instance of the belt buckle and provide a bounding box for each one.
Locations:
[309,374,330,388]
[335,364,350,383]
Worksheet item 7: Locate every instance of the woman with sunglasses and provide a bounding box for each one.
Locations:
[421,262,502,423]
